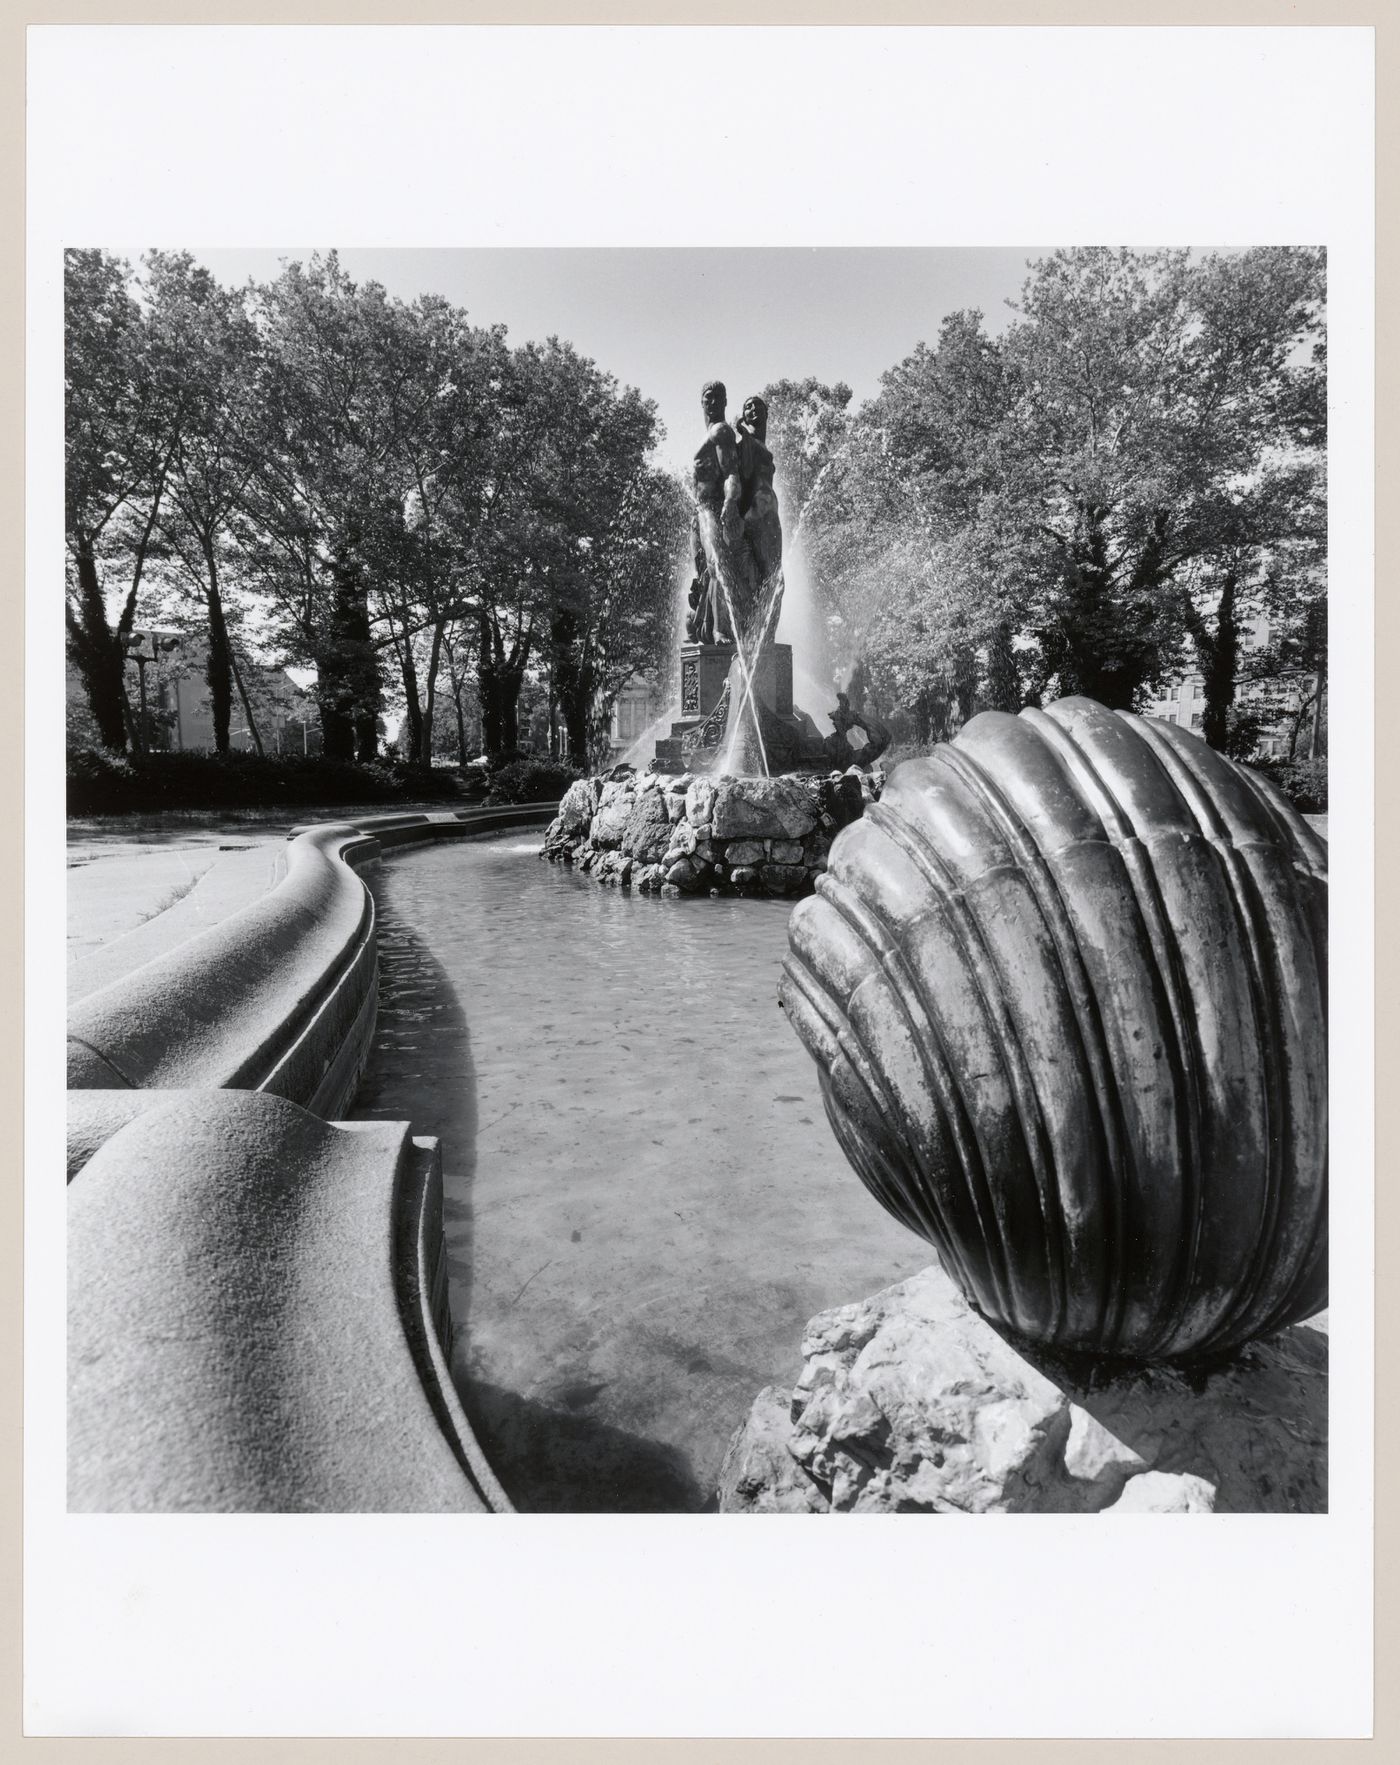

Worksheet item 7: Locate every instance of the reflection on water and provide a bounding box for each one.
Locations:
[352,836,928,1512]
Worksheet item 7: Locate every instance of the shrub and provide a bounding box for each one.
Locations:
[1256,754,1328,815]
[486,756,579,805]
[67,748,465,816]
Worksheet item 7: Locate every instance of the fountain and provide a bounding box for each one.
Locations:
[651,383,889,778]
[541,382,892,898]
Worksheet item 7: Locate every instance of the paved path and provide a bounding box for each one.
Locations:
[65,802,458,1001]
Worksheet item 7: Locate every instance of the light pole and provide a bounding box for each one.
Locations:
[123,632,157,756]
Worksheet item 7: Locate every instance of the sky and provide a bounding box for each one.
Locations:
[184,246,1044,475]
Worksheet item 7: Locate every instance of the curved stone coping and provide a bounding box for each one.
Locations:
[67,820,381,1106]
[68,842,290,1006]
[66,802,560,1130]
[68,1090,511,1512]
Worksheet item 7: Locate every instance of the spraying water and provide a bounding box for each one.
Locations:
[775,526,844,719]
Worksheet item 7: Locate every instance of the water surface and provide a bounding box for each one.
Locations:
[352,836,929,1511]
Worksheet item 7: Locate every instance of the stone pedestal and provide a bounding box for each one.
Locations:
[716,1263,1328,1514]
[680,642,793,721]
[655,643,798,770]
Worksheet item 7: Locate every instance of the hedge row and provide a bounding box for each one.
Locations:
[68,748,470,816]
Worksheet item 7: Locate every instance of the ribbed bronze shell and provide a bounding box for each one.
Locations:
[780,696,1327,1360]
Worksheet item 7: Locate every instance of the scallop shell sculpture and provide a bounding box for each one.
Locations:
[780,695,1327,1361]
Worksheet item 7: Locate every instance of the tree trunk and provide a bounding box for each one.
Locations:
[561,690,588,766]
[228,645,266,758]
[319,550,382,763]
[398,632,424,767]
[204,548,234,756]
[477,609,532,761]
[983,622,1020,712]
[67,546,129,751]
[1200,568,1239,751]
[419,620,445,772]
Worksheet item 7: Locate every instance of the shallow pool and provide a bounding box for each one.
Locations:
[352,835,929,1511]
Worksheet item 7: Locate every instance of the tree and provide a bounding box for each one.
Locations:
[64,250,189,749]
[525,343,682,767]
[145,252,267,754]
[237,254,398,760]
[807,247,1326,732]
[759,377,854,537]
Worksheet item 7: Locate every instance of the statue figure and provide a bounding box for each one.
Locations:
[687,385,787,656]
[823,692,892,770]
[735,395,784,645]
[683,525,720,646]
[689,381,747,646]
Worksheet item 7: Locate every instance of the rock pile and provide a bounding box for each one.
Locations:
[717,1263,1327,1514]
[540,767,881,898]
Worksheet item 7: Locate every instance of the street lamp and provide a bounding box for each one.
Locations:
[123,632,157,756]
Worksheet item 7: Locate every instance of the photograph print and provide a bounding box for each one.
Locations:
[64,243,1329,1518]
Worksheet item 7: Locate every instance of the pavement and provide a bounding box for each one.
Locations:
[65,801,460,1001]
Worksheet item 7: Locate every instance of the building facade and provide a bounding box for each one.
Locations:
[67,631,322,756]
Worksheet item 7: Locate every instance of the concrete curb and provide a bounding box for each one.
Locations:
[66,798,560,1513]
[68,1091,502,1512]
[67,803,559,1127]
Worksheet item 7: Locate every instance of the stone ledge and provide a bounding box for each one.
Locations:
[67,802,561,1167]
[717,1264,1326,1514]
[68,1090,509,1512]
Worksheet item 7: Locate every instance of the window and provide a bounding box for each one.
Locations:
[1191,713,1203,729]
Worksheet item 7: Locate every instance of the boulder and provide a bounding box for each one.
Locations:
[819,772,866,831]
[620,791,673,862]
[804,830,832,872]
[716,1264,1327,1514]
[770,839,805,865]
[712,776,819,841]
[724,839,766,867]
[558,777,600,838]
[665,858,698,888]
[685,779,717,827]
[760,863,806,897]
[716,1387,827,1514]
[729,865,759,887]
[1105,1471,1217,1513]
[590,781,636,849]
[665,792,687,824]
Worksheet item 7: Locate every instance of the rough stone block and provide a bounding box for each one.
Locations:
[722,839,764,866]
[1106,1470,1217,1512]
[716,1264,1326,1514]
[589,784,635,849]
[716,1386,827,1514]
[712,776,819,841]
[557,778,598,837]
[686,779,717,826]
[770,839,805,865]
[760,863,806,896]
[620,791,672,862]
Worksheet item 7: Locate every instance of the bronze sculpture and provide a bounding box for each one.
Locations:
[659,379,886,777]
[780,695,1328,1361]
[735,394,784,644]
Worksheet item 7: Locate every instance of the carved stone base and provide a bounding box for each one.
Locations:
[680,643,792,721]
